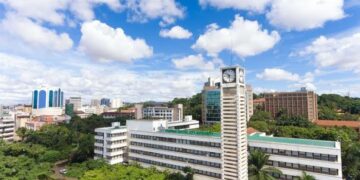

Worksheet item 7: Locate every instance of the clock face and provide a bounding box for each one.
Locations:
[223,69,236,83]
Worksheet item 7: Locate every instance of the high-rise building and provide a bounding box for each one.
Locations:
[68,97,82,111]
[100,98,111,107]
[91,99,101,107]
[32,88,64,116]
[221,66,248,180]
[142,104,183,122]
[111,98,123,109]
[202,78,221,124]
[245,85,254,121]
[264,88,318,122]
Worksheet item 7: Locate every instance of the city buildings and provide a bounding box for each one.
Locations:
[111,98,123,109]
[101,98,111,107]
[253,98,265,111]
[264,88,318,122]
[220,66,248,180]
[202,78,221,125]
[32,88,64,116]
[314,120,360,134]
[0,111,15,142]
[102,108,136,119]
[90,99,101,107]
[246,85,254,122]
[25,115,70,131]
[68,97,82,111]
[94,122,127,165]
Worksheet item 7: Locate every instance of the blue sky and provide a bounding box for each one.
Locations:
[0,0,360,104]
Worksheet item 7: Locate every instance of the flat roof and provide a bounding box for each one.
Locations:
[248,133,336,148]
[160,129,221,137]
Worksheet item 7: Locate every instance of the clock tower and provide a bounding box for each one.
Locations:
[220,66,248,180]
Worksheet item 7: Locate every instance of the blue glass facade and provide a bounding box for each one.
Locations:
[33,90,38,109]
[39,90,46,108]
[32,88,64,109]
[101,98,110,106]
[205,90,221,122]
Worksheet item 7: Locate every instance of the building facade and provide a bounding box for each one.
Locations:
[248,132,342,180]
[202,78,221,125]
[0,111,15,142]
[100,98,111,107]
[246,85,254,122]
[68,97,82,112]
[141,104,183,122]
[221,66,248,180]
[32,88,64,116]
[111,98,123,109]
[94,122,127,165]
[264,88,318,122]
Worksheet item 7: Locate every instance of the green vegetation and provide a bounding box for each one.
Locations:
[248,150,282,180]
[318,94,360,120]
[195,122,221,132]
[298,172,316,180]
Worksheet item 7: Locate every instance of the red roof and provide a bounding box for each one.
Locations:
[253,98,265,103]
[247,127,259,134]
[315,120,360,128]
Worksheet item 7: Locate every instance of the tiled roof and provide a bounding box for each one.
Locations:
[315,120,360,128]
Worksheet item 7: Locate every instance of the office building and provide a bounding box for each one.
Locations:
[25,115,70,131]
[32,87,64,116]
[246,85,254,122]
[94,122,127,165]
[95,118,342,180]
[101,98,111,107]
[141,104,183,122]
[91,99,101,107]
[202,77,221,124]
[264,88,318,122]
[0,111,15,142]
[111,98,123,109]
[68,97,82,111]
[221,66,248,180]
[248,132,342,180]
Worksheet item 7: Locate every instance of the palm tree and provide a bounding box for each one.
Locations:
[298,172,316,180]
[248,150,282,180]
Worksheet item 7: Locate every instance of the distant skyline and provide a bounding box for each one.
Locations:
[1,0,360,104]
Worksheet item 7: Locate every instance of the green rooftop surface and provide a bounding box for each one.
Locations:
[248,133,336,148]
[161,129,221,137]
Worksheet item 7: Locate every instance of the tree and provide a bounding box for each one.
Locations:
[16,127,28,141]
[298,172,316,180]
[248,150,282,180]
[183,166,194,180]
[250,111,273,122]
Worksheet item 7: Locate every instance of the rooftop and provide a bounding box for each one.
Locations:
[248,133,337,148]
[315,120,360,128]
[160,129,221,137]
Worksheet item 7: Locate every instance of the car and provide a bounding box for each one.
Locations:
[59,168,67,174]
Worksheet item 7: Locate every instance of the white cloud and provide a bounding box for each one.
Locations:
[256,68,300,81]
[160,26,192,39]
[126,0,184,25]
[299,32,360,73]
[172,54,222,70]
[192,15,280,58]
[199,0,271,12]
[1,13,73,51]
[79,20,153,62]
[266,0,345,31]
[0,52,218,104]
[69,0,122,21]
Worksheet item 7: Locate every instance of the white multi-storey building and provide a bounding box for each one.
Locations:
[141,104,183,122]
[245,85,253,121]
[221,66,248,180]
[94,122,127,165]
[0,111,15,142]
[127,119,222,180]
[248,132,342,180]
[111,98,123,109]
[94,119,342,180]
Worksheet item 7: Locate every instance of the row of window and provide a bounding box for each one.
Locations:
[130,141,221,158]
[107,139,126,145]
[107,132,126,137]
[107,147,125,152]
[130,157,221,178]
[267,160,339,175]
[131,134,221,148]
[130,149,221,168]
[249,146,338,162]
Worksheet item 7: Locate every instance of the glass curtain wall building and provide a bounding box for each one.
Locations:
[32,88,64,116]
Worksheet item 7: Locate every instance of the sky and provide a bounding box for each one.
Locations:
[0,0,360,105]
